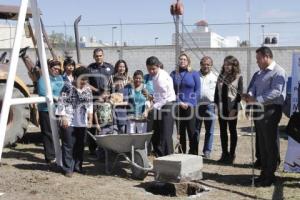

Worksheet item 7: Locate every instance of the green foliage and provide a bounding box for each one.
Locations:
[48,31,75,49]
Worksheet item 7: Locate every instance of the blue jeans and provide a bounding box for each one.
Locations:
[195,104,216,154]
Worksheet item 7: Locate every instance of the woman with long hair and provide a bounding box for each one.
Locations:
[214,55,243,164]
[62,58,76,83]
[111,59,131,92]
[111,60,131,133]
[170,53,200,155]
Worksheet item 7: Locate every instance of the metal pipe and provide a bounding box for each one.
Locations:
[175,15,180,66]
[10,97,47,105]
[27,20,40,60]
[40,18,57,60]
[0,0,29,162]
[131,145,135,164]
[74,15,82,64]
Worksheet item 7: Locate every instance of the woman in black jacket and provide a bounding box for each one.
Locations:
[215,55,243,164]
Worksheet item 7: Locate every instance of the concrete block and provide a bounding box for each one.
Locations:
[153,154,203,183]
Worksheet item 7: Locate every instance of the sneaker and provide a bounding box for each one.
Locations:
[64,172,73,178]
[203,151,211,159]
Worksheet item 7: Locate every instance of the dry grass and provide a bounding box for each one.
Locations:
[0,116,299,200]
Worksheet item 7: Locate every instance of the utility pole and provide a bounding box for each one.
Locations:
[246,0,251,86]
[119,20,123,59]
[170,0,184,67]
[154,37,159,46]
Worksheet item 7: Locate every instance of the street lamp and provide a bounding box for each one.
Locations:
[154,37,159,46]
[112,26,117,46]
[261,24,265,46]
[63,21,67,50]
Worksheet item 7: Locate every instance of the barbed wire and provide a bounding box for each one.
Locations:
[0,37,14,42]
[1,20,299,28]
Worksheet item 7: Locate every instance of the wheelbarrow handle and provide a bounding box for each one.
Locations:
[121,153,153,172]
[86,130,96,141]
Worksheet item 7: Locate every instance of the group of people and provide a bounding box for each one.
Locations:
[20,46,287,187]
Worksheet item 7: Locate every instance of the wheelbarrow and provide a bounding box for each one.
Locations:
[87,131,153,180]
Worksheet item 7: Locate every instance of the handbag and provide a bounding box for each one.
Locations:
[286,112,300,143]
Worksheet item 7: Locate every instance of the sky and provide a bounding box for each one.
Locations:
[1,0,300,46]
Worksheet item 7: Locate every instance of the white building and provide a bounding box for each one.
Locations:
[79,36,108,48]
[0,23,33,49]
[262,33,279,47]
[173,20,240,48]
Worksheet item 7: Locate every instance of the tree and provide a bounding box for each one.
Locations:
[239,40,250,47]
[48,31,75,49]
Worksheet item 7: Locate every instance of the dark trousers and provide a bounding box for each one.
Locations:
[147,109,154,132]
[178,106,198,155]
[255,105,282,179]
[152,103,174,157]
[39,111,55,161]
[61,126,86,173]
[218,117,238,156]
[254,122,280,163]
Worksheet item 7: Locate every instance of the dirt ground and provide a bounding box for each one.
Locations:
[0,115,299,200]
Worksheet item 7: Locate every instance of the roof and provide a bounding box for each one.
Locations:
[195,20,208,27]
[0,5,41,20]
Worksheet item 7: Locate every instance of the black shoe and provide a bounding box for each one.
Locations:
[254,160,261,169]
[19,46,29,58]
[255,176,275,187]
[228,154,236,164]
[45,158,56,165]
[260,178,275,187]
[254,176,265,186]
[74,168,86,175]
[217,153,230,164]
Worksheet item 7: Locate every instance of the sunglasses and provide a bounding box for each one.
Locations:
[51,67,61,71]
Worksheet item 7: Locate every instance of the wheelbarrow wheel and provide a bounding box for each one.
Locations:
[131,149,149,180]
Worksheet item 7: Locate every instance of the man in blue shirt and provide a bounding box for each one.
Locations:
[87,48,114,97]
[87,48,114,157]
[243,46,287,187]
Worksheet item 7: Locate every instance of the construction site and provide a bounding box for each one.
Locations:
[0,0,299,199]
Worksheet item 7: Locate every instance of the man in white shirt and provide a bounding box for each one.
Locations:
[195,56,217,159]
[146,56,176,157]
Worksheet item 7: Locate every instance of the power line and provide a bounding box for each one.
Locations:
[0,37,14,42]
[41,20,300,28]
[45,22,174,28]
